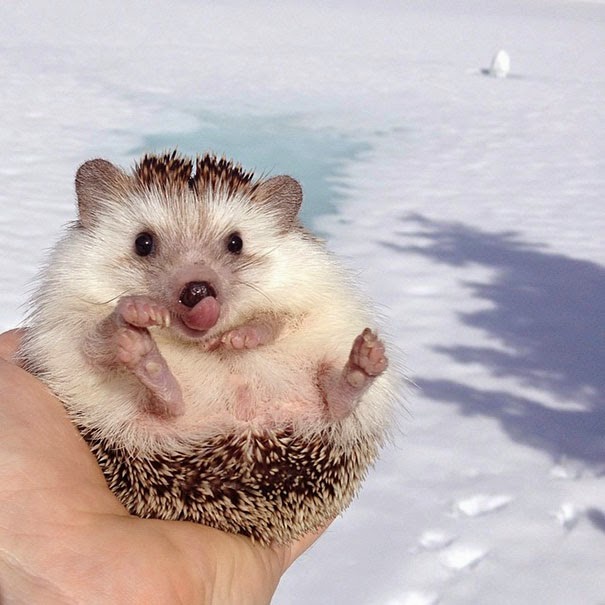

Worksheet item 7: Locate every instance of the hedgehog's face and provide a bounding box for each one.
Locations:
[104,188,296,343]
[74,153,303,343]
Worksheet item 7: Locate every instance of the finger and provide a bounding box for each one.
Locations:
[0,329,23,362]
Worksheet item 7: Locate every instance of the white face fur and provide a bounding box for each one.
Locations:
[66,158,315,344]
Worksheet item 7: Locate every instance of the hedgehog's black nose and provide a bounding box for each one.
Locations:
[179,281,217,308]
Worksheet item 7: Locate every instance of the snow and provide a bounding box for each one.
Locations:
[1,1,604,603]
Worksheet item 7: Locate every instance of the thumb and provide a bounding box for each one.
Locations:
[0,329,23,362]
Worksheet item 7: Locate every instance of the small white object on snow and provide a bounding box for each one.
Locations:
[489,49,511,78]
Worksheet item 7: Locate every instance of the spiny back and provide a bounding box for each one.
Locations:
[134,151,258,198]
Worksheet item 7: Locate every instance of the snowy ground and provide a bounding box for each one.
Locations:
[1,1,604,603]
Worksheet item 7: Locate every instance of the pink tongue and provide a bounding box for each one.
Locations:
[182,296,220,331]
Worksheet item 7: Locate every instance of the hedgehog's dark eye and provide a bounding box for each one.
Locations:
[135,232,154,256]
[227,232,243,255]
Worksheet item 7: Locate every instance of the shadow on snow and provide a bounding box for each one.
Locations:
[385,214,605,464]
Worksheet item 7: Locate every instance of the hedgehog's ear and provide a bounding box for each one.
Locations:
[75,159,130,228]
[252,175,302,228]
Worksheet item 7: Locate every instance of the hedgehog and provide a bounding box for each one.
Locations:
[18,150,397,545]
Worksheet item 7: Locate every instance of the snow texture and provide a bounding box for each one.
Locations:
[1,1,604,604]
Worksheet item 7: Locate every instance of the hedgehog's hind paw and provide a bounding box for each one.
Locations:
[318,328,388,422]
[117,326,184,418]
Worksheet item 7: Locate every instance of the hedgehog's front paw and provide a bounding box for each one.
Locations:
[116,295,171,330]
[218,323,274,351]
[221,326,261,350]
[345,328,388,388]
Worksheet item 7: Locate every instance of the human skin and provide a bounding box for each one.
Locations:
[0,330,325,605]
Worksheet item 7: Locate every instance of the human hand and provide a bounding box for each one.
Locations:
[0,330,325,604]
